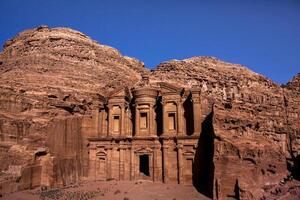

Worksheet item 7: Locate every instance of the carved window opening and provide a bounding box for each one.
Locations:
[168,113,176,130]
[139,154,150,176]
[113,115,120,132]
[140,112,148,129]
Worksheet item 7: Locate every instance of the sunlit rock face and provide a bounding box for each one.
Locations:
[0,26,299,200]
[151,57,300,199]
[0,26,146,194]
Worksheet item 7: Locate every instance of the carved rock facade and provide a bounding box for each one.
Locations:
[0,26,299,200]
[85,81,203,185]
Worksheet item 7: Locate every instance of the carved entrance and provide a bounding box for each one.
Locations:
[135,147,153,180]
[139,154,150,176]
[183,151,195,185]
[96,151,107,180]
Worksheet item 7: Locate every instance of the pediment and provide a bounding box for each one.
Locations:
[159,82,183,94]
[108,86,130,99]
[134,147,153,154]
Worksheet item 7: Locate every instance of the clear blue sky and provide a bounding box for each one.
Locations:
[0,0,299,84]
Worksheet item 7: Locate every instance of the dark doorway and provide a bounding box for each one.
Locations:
[139,155,150,176]
[183,94,194,135]
[193,107,215,199]
[155,96,163,136]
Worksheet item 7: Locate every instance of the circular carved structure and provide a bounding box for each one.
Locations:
[132,87,158,104]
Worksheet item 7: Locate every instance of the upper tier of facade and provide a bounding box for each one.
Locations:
[85,81,202,140]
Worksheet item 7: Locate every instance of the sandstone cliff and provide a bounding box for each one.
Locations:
[0,26,299,199]
[0,26,147,193]
[150,57,300,199]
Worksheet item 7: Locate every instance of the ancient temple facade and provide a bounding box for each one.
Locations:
[84,82,202,185]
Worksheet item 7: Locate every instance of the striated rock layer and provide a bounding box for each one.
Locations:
[0,26,299,199]
[151,57,300,199]
[0,26,146,193]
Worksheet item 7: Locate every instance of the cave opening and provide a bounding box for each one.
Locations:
[288,155,300,180]
[193,107,215,199]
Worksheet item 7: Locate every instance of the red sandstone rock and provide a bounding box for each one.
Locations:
[0,26,299,200]
[0,25,146,195]
[150,56,300,199]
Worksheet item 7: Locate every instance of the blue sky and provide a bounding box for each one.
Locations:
[0,0,299,84]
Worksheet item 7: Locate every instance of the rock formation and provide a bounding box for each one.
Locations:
[151,57,300,199]
[0,26,299,200]
[0,25,146,193]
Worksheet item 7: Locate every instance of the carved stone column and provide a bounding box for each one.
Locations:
[98,107,106,137]
[124,108,128,136]
[192,89,201,135]
[162,101,167,135]
[153,141,161,182]
[149,103,156,136]
[102,109,108,136]
[88,144,97,180]
[149,103,153,136]
[111,145,118,180]
[177,143,183,184]
[107,147,112,180]
[153,147,157,182]
[193,102,201,135]
[98,109,102,137]
[177,100,184,136]
[152,104,157,136]
[119,143,125,180]
[107,105,112,136]
[121,105,125,136]
[135,106,139,136]
[91,109,99,137]
[127,109,132,137]
[162,141,169,183]
[130,146,135,180]
[181,101,186,135]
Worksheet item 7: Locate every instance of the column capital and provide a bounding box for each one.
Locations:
[106,146,113,150]
[153,146,161,150]
[191,98,201,104]
[107,104,113,109]
[176,144,184,150]
[118,146,127,150]
[190,87,201,94]
[161,99,167,106]
[89,145,97,150]
[149,102,156,107]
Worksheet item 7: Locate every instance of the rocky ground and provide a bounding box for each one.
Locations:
[2,180,208,200]
[260,179,300,200]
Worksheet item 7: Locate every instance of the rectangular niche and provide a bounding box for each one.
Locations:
[184,159,193,184]
[168,113,176,130]
[140,112,148,129]
[113,115,120,132]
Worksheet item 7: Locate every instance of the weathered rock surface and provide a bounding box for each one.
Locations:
[0,26,299,200]
[150,57,300,199]
[0,25,146,194]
